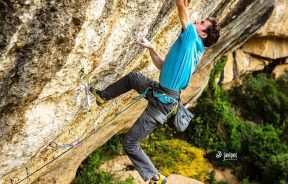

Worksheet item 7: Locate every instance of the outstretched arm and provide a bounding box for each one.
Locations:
[138,36,164,70]
[148,47,163,70]
[176,0,190,30]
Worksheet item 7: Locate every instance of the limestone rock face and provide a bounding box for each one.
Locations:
[213,169,240,184]
[99,155,133,174]
[256,0,288,37]
[272,64,288,78]
[220,53,235,84]
[166,174,203,184]
[234,49,250,76]
[219,0,287,86]
[99,155,146,184]
[99,155,149,184]
[220,49,269,85]
[243,38,288,60]
[0,0,274,183]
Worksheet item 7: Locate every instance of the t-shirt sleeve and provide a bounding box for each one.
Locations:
[179,23,197,44]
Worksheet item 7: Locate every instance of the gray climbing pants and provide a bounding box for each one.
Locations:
[99,71,180,181]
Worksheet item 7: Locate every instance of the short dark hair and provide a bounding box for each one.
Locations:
[202,17,220,47]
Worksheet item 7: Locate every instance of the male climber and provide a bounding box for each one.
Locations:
[90,0,220,183]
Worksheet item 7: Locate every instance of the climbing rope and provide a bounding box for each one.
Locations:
[7,84,151,184]
[50,87,151,148]
[13,147,74,184]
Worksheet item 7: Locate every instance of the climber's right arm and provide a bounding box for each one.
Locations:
[176,0,190,30]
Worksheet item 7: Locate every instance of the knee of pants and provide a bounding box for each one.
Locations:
[128,71,140,79]
[126,71,141,90]
[123,136,139,154]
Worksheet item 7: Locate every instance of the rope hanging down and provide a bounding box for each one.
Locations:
[7,72,151,184]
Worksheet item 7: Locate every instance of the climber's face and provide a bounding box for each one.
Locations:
[194,19,212,39]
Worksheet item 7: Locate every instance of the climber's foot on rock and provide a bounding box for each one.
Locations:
[89,87,107,106]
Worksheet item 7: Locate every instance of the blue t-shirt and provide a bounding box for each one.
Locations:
[159,23,205,91]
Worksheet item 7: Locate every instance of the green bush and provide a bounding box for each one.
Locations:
[100,134,125,159]
[142,139,212,181]
[230,73,288,128]
[241,178,260,184]
[263,153,288,183]
[241,124,287,172]
[277,71,288,92]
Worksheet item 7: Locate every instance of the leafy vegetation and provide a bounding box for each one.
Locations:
[142,139,212,181]
[230,73,288,128]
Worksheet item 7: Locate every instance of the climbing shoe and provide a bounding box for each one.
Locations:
[149,174,167,184]
[89,87,106,106]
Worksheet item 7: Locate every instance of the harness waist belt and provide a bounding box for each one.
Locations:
[152,84,180,102]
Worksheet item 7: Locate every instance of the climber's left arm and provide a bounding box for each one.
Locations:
[147,47,164,70]
[137,36,163,70]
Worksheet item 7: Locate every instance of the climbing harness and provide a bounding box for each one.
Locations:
[151,86,179,119]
